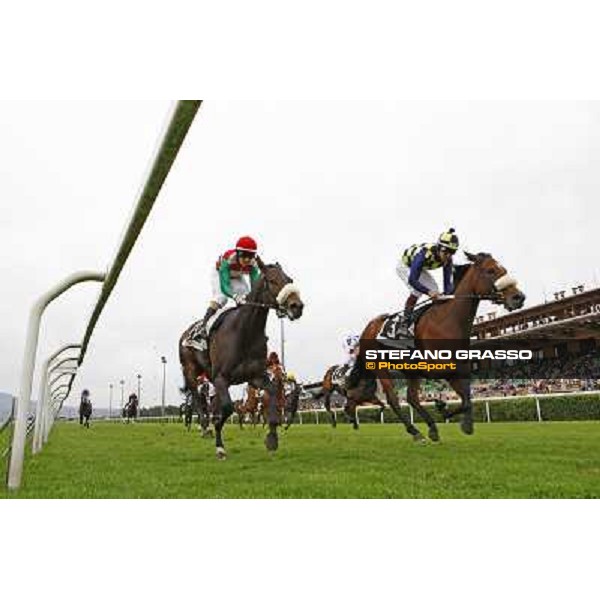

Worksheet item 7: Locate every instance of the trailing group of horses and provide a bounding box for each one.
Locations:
[78,393,139,428]
[178,251,526,459]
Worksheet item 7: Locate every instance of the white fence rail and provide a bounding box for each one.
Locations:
[6,101,202,491]
[53,390,599,427]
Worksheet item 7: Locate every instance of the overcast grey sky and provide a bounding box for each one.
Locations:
[1,101,599,408]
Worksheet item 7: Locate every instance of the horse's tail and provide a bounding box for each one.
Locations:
[347,316,387,394]
[312,366,335,399]
[311,387,325,400]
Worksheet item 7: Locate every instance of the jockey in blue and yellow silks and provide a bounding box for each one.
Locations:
[396,228,460,326]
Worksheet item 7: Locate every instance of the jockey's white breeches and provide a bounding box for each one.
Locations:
[396,261,439,298]
[210,270,251,308]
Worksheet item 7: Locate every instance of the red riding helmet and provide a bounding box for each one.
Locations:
[236,236,258,254]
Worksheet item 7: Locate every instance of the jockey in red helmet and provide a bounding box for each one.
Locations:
[190,236,261,343]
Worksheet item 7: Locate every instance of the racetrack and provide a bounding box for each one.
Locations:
[2,421,599,498]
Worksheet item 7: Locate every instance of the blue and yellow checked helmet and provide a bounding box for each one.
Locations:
[438,228,459,252]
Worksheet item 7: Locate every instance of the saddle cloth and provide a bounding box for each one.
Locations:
[183,307,237,351]
[332,365,350,388]
[376,302,433,347]
[377,313,414,341]
[206,306,237,335]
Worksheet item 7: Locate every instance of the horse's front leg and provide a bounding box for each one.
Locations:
[213,374,234,459]
[323,389,337,428]
[263,386,280,452]
[284,389,299,431]
[379,377,425,443]
[405,379,440,442]
[446,378,473,435]
[343,395,359,430]
[198,398,213,438]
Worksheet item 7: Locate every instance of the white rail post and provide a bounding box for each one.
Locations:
[298,411,303,425]
[48,386,69,436]
[409,405,414,425]
[41,357,79,445]
[315,410,319,424]
[36,368,76,452]
[7,271,105,490]
[485,401,491,423]
[380,409,385,424]
[33,346,80,454]
[535,396,543,422]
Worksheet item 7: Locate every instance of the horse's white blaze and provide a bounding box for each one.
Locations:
[276,283,301,306]
[494,274,517,291]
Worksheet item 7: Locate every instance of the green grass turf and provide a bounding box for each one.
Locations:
[2,421,599,498]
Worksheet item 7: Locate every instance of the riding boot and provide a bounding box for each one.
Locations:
[400,294,418,328]
[193,306,218,341]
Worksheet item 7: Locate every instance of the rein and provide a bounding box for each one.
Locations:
[389,291,503,320]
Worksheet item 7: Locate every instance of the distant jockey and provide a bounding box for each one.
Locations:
[397,228,459,327]
[266,351,286,380]
[191,236,261,344]
[197,373,216,398]
[80,389,91,405]
[267,351,281,368]
[343,333,360,373]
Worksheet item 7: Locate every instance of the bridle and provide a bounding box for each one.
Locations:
[240,265,297,318]
[404,263,518,314]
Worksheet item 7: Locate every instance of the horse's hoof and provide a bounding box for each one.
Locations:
[428,429,440,442]
[461,420,474,435]
[201,428,214,438]
[265,432,278,452]
[216,447,227,460]
[412,432,427,444]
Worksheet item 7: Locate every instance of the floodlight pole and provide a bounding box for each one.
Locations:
[137,373,142,410]
[120,380,125,417]
[7,270,105,491]
[161,356,167,421]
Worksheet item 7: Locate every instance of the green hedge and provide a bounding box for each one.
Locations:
[297,394,600,424]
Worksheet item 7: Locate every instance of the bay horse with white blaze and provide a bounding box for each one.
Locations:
[348,251,525,442]
[179,258,304,459]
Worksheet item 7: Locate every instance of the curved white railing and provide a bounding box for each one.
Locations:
[6,101,202,491]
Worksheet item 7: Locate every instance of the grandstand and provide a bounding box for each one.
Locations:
[472,284,600,358]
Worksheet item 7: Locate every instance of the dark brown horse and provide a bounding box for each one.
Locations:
[349,251,525,442]
[179,259,304,459]
[79,393,92,428]
[123,393,139,423]
[314,364,386,429]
